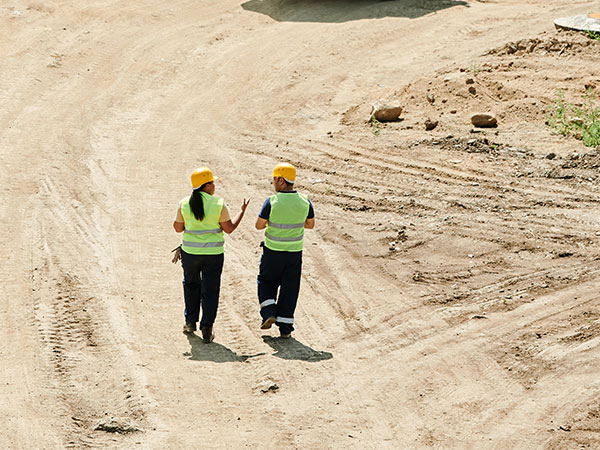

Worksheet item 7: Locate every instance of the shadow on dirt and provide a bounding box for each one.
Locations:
[242,0,468,23]
[262,335,333,361]
[185,333,265,363]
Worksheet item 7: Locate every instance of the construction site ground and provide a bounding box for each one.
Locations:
[2,0,600,448]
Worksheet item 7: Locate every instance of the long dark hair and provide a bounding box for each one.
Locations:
[189,183,209,221]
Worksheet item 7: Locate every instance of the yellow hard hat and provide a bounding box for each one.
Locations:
[191,167,216,189]
[273,163,296,183]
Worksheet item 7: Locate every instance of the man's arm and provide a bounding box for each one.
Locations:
[304,199,315,229]
[255,198,270,230]
[255,217,267,230]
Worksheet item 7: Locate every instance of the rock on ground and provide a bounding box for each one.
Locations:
[425,119,438,130]
[471,113,498,128]
[370,101,402,122]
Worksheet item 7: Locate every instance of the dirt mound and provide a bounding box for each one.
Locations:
[487,31,598,56]
[343,29,598,158]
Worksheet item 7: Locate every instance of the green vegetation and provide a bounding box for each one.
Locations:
[369,115,381,136]
[585,30,600,41]
[547,89,600,148]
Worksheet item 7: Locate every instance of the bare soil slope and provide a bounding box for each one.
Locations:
[2,0,600,448]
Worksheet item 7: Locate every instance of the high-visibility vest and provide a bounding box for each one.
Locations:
[180,193,225,255]
[265,192,310,252]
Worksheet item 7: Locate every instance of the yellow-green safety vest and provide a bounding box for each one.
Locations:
[181,193,225,255]
[265,192,310,252]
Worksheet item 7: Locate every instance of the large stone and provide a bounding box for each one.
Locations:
[370,101,402,122]
[425,119,438,131]
[471,113,498,128]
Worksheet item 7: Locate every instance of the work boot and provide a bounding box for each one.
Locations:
[183,323,196,333]
[261,317,276,330]
[201,326,214,344]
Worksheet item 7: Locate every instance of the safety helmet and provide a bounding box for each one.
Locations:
[273,163,296,183]
[191,167,216,189]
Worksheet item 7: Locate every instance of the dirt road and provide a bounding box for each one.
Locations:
[2,0,600,448]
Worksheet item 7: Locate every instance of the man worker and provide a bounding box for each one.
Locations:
[255,163,315,338]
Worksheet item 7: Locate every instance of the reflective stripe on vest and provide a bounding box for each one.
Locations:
[180,193,225,255]
[267,221,304,230]
[264,233,303,242]
[184,228,222,235]
[264,192,309,252]
[182,241,224,248]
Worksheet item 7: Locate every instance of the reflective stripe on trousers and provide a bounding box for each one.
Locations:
[260,299,276,308]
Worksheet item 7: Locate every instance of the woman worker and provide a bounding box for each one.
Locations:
[173,167,249,343]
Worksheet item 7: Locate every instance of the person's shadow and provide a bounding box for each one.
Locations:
[185,333,265,363]
[262,336,333,361]
[241,0,469,23]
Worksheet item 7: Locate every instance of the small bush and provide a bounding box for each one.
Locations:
[547,89,600,148]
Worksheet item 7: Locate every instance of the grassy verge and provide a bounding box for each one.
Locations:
[547,89,600,148]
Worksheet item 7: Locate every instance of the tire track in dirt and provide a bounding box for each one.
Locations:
[26,166,149,447]
[335,279,600,447]
[239,130,599,202]
[238,128,596,252]
[429,260,600,309]
[237,128,600,280]
[466,286,600,446]
[237,131,600,253]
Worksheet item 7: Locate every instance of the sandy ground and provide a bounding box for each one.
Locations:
[2,0,600,448]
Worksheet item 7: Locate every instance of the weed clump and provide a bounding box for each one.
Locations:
[585,30,600,41]
[547,89,600,148]
[369,115,381,136]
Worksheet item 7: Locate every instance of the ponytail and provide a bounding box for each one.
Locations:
[189,188,205,221]
[189,181,213,221]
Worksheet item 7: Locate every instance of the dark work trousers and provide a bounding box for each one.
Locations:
[180,250,224,329]
[257,246,303,334]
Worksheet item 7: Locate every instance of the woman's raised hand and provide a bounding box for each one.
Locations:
[241,198,250,213]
